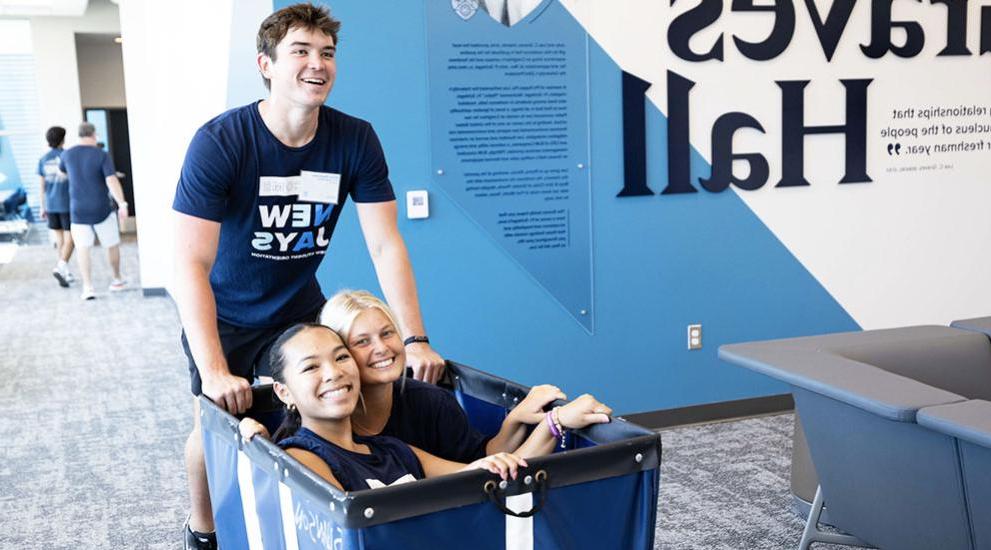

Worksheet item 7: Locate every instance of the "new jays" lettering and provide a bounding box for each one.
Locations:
[252,203,336,253]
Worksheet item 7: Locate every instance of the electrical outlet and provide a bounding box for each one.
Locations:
[687,324,702,350]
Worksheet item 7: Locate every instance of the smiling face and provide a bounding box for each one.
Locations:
[274,326,360,422]
[346,309,406,387]
[258,25,337,108]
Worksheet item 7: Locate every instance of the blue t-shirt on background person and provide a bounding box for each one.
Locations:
[60,145,116,224]
[37,148,70,214]
[279,428,424,491]
[380,378,492,463]
[173,101,395,328]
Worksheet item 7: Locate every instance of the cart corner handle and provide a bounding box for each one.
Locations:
[483,469,548,518]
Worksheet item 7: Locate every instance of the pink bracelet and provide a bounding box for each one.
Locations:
[546,411,561,439]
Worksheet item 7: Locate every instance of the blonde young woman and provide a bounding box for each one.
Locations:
[318,290,613,462]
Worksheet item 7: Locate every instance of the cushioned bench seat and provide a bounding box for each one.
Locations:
[719,325,991,549]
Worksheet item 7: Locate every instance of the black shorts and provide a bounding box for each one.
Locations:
[47,212,71,230]
[181,312,318,396]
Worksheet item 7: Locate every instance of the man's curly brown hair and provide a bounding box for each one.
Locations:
[256,3,341,90]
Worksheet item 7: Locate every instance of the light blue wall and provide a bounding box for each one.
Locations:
[271,1,859,413]
[0,115,23,191]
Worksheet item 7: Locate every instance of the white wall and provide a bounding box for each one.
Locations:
[28,0,120,146]
[0,19,32,54]
[226,0,272,108]
[117,0,234,292]
[561,0,991,329]
[76,35,125,108]
[117,0,273,292]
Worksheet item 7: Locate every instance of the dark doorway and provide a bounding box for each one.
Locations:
[84,108,135,216]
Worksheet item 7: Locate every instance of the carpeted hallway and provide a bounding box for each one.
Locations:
[0,226,835,549]
[0,230,190,548]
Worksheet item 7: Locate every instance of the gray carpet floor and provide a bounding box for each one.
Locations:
[0,226,834,549]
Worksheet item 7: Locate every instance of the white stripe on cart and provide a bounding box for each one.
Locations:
[279,481,301,550]
[505,493,534,550]
[237,450,265,549]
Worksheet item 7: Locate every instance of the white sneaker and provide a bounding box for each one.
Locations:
[81,288,96,301]
[109,278,127,292]
[65,271,76,283]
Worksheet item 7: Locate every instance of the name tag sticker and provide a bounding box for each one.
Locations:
[259,176,303,197]
[299,171,341,204]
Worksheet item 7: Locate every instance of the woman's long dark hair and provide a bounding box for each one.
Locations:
[268,323,338,442]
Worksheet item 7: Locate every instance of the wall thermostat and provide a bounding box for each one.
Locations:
[406,190,429,219]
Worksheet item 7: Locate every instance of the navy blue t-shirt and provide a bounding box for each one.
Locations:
[37,148,69,213]
[173,102,395,328]
[279,428,424,491]
[379,379,491,463]
[60,145,115,224]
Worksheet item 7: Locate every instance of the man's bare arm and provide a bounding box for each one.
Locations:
[355,200,445,383]
[105,175,127,207]
[38,176,47,218]
[105,175,128,219]
[173,211,252,413]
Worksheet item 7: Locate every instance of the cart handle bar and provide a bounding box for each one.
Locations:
[483,470,548,518]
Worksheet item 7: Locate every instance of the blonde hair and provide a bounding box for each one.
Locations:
[319,289,402,342]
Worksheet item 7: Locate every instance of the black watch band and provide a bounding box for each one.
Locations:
[403,335,430,346]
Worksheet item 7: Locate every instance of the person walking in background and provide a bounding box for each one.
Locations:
[59,122,129,300]
[37,126,75,287]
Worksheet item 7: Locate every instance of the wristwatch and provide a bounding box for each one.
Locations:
[403,335,430,346]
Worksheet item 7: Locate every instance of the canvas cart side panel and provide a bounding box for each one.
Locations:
[358,500,508,550]
[202,427,253,549]
[201,396,363,549]
[201,365,662,550]
[534,472,658,549]
[357,471,657,550]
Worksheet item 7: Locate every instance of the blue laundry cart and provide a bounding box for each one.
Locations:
[199,361,662,549]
